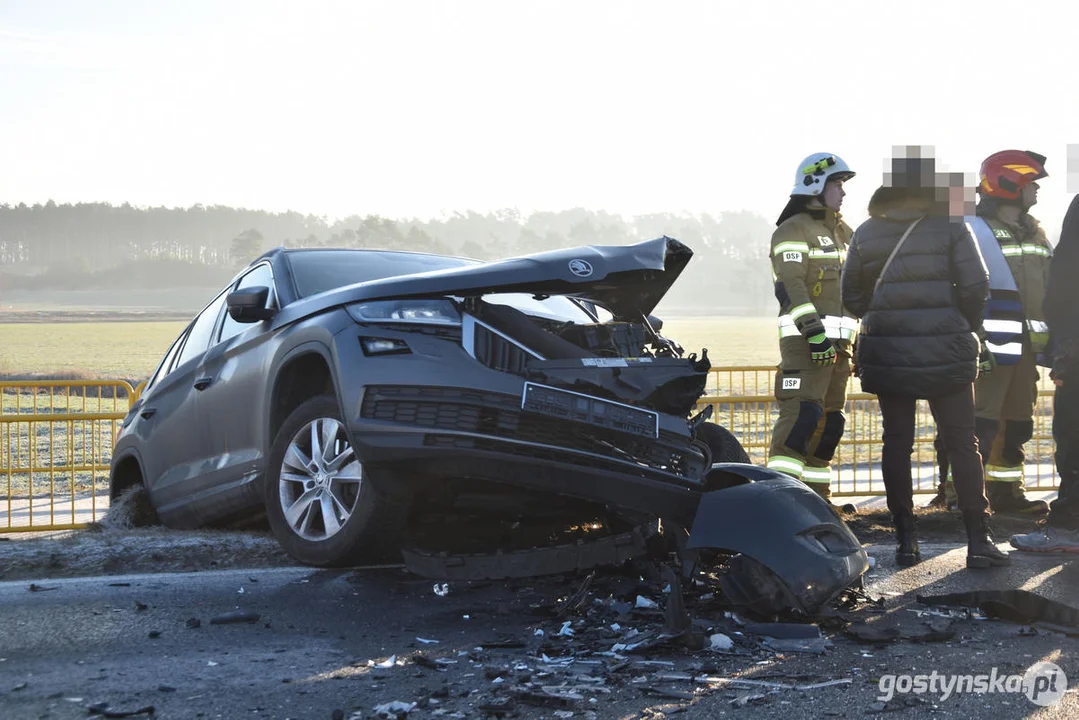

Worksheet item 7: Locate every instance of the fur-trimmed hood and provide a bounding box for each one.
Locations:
[866,187,942,221]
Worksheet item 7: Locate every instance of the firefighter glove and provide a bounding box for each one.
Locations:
[808,332,836,366]
[978,340,996,375]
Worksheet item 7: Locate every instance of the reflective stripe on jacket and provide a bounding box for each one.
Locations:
[770,209,856,347]
[967,216,1025,365]
[984,214,1052,353]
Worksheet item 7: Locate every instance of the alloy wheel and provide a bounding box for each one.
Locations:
[278,417,363,541]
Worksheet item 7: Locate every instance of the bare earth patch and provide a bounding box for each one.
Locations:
[0,526,295,582]
[845,506,1043,545]
[0,488,295,582]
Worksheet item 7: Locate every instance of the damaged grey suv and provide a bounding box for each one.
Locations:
[110,236,868,615]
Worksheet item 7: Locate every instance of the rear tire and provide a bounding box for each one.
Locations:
[695,422,751,464]
[264,394,405,566]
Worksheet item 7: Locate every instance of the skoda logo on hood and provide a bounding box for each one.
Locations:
[568,259,594,278]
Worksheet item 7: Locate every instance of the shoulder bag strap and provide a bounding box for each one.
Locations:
[872,215,925,300]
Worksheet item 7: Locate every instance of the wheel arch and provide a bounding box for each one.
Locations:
[109,450,147,500]
[266,342,341,453]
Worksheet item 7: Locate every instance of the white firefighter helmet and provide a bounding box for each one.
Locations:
[790,153,856,196]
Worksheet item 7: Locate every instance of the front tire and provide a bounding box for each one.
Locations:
[264,394,404,566]
[695,422,751,464]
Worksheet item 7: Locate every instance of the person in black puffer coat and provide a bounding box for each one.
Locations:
[841,151,1009,570]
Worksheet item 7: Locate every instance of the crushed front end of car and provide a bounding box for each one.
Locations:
[327,236,868,615]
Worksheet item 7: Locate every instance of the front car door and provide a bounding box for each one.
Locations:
[185,262,281,517]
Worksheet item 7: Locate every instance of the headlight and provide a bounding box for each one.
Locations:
[346,299,461,325]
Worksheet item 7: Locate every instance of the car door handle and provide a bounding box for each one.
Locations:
[194,377,214,391]
[140,407,157,419]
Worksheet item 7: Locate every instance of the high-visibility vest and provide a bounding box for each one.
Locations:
[966,216,1024,366]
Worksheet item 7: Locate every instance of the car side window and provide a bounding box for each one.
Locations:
[218,263,277,344]
[145,329,188,391]
[174,291,228,369]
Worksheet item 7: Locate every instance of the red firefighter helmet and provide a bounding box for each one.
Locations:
[977,150,1048,200]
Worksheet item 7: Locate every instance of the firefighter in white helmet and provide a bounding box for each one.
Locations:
[766,153,859,513]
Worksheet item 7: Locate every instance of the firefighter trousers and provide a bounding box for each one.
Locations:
[767,339,850,487]
[973,350,1039,483]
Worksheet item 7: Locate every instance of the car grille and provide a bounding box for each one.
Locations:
[470,323,532,375]
[360,385,705,480]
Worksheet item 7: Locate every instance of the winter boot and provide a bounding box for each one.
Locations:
[893,512,921,566]
[986,481,1049,516]
[927,481,948,509]
[929,467,959,510]
[963,510,1011,568]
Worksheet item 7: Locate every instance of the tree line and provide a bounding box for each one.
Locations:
[0,201,779,314]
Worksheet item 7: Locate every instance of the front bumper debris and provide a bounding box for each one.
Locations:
[687,471,870,616]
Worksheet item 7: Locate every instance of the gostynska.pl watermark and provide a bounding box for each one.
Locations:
[878,662,1067,707]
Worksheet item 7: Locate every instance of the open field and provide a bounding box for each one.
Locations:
[1,287,222,315]
[664,316,780,366]
[1,320,187,382]
[0,315,781,382]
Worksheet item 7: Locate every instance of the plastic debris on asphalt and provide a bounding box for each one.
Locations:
[708,633,733,651]
[372,700,417,718]
[322,552,1014,717]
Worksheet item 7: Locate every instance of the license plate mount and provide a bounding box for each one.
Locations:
[521,382,659,439]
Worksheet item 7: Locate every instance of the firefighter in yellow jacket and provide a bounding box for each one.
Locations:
[767,153,859,512]
[967,150,1052,515]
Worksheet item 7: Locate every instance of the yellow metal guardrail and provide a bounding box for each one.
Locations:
[697,366,1059,497]
[0,370,1060,533]
[1,380,135,533]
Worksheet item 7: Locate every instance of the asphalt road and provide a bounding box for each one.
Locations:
[1,543,1078,720]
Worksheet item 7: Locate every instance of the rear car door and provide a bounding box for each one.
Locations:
[127,327,188,499]
[189,263,280,513]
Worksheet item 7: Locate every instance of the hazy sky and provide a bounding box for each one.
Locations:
[2,0,1077,235]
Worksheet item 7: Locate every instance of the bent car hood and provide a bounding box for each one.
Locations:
[290,236,692,321]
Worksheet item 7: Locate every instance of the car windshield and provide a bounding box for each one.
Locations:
[286,249,599,323]
[288,250,473,297]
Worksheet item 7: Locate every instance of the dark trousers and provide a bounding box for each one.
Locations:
[1049,379,1079,529]
[878,384,989,518]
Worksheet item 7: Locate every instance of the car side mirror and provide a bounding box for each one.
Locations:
[647,314,663,332]
[227,286,277,323]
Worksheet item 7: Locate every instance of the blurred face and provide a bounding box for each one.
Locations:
[821,178,846,211]
[948,184,975,217]
[1021,181,1039,209]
